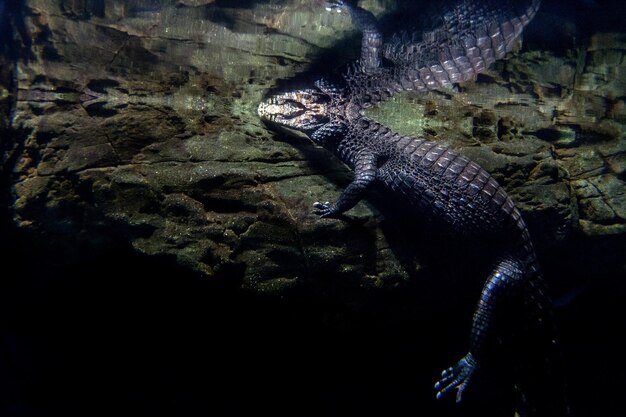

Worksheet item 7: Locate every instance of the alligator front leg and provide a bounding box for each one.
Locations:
[435,256,525,402]
[326,0,382,70]
[314,151,378,218]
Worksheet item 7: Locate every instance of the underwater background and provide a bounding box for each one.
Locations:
[1,0,625,416]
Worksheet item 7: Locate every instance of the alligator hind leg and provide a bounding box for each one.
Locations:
[326,1,382,70]
[435,256,525,402]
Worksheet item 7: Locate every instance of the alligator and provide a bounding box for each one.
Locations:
[258,0,567,415]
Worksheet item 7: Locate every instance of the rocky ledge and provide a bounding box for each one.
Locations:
[1,0,625,295]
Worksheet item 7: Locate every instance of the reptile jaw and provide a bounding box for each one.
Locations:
[258,89,330,131]
[257,96,305,121]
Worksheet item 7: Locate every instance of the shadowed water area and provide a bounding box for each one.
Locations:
[1,1,625,416]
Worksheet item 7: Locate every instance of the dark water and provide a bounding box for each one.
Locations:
[1,1,626,416]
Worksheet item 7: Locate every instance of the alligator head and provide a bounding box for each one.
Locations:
[258,80,353,147]
[258,88,331,134]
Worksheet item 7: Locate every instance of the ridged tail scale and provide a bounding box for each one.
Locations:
[344,0,541,104]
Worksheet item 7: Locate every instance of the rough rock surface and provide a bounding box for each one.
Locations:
[2,0,625,296]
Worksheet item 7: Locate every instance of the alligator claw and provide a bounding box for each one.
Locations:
[313,201,337,218]
[435,353,477,403]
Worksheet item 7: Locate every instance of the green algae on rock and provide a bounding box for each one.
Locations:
[2,0,625,294]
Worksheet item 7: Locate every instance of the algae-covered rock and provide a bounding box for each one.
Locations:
[3,0,626,295]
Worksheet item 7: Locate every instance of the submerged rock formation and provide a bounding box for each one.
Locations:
[1,0,625,295]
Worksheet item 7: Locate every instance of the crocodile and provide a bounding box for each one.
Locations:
[258,0,567,415]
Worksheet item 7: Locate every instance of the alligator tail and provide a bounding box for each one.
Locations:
[384,0,542,90]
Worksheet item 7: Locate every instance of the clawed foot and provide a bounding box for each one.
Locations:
[435,353,477,403]
[325,0,348,13]
[313,201,338,218]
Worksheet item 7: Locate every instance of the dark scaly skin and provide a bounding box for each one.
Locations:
[259,1,566,415]
[332,0,542,105]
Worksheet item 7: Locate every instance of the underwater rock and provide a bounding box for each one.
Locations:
[3,1,626,293]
